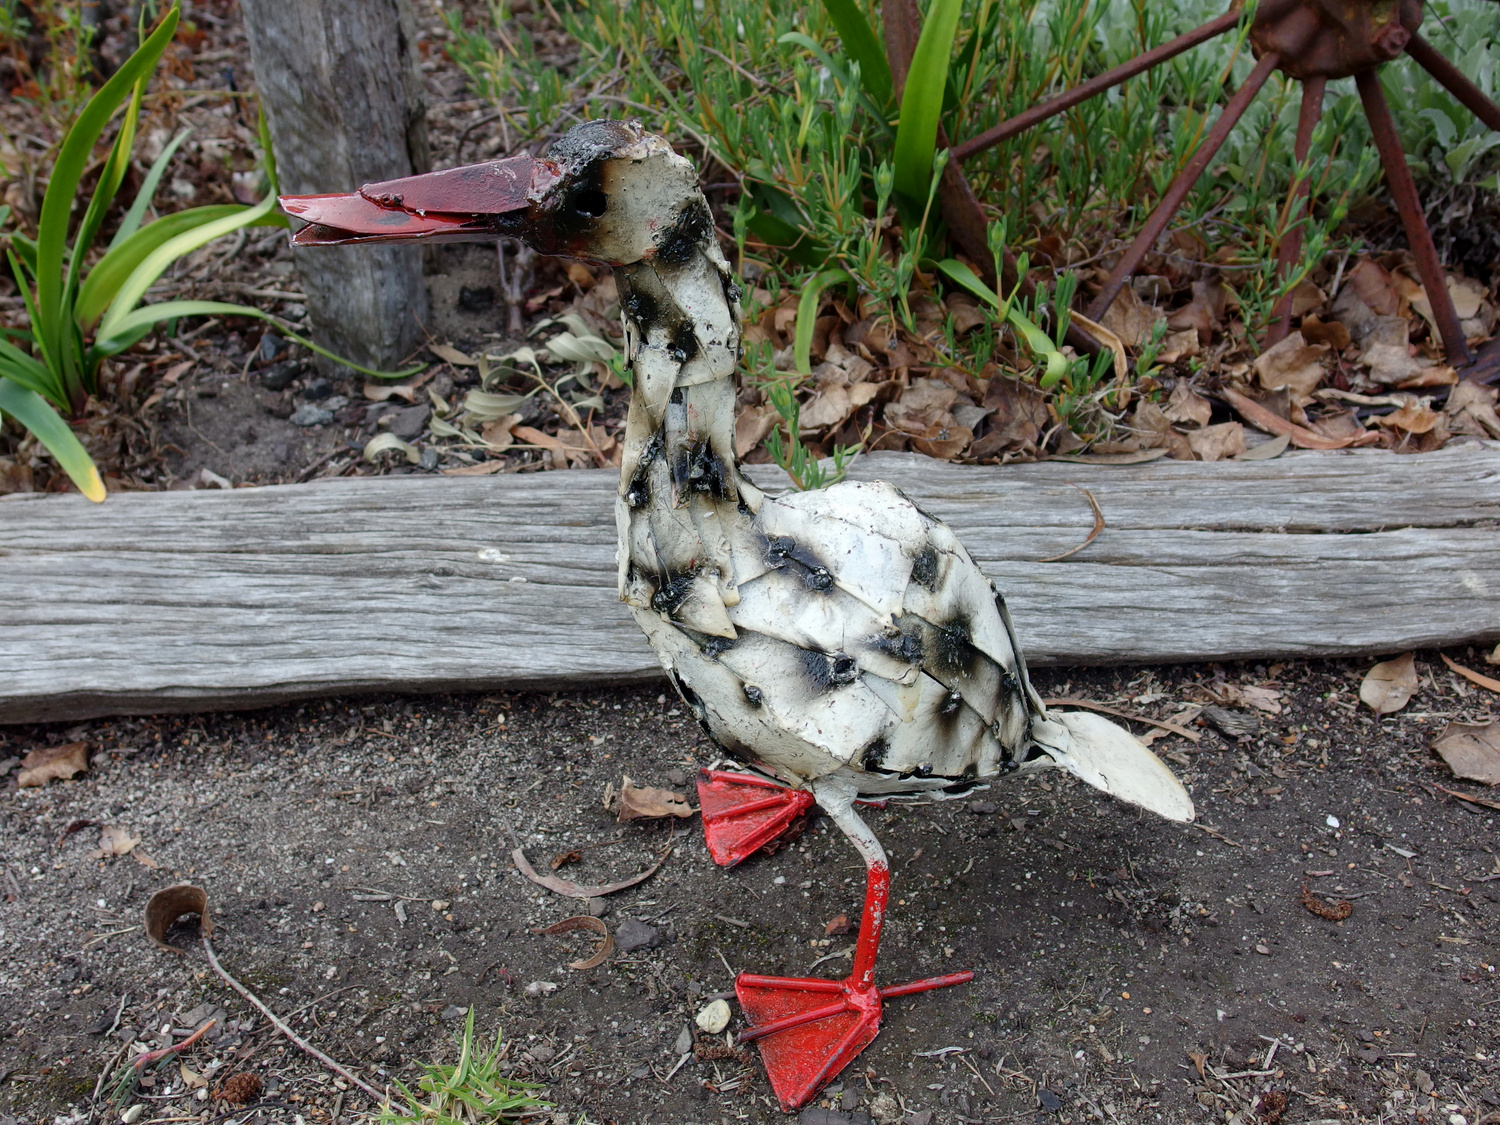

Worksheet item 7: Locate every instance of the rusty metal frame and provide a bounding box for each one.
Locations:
[890,0,1500,382]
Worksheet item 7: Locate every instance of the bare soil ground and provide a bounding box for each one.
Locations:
[2,654,1497,1125]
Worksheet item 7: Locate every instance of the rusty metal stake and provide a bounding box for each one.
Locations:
[1355,67,1473,366]
[1086,50,1282,323]
[1406,33,1500,134]
[1266,74,1327,346]
[952,9,1244,162]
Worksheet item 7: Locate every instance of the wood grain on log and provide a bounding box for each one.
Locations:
[241,0,429,370]
[2,445,1497,724]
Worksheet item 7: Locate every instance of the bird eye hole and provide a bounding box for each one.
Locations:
[572,188,607,217]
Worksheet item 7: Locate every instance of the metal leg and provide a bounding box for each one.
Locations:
[1086,50,1281,323]
[952,9,1244,162]
[1406,33,1500,134]
[1266,74,1327,346]
[1355,68,1473,366]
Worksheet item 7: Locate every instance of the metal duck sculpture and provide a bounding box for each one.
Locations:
[282,120,1194,1112]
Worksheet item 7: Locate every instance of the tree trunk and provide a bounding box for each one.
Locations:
[241,0,430,372]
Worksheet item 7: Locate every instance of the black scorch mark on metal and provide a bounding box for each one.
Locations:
[765,535,836,593]
[625,431,663,508]
[651,571,696,615]
[872,624,924,665]
[743,684,764,708]
[911,545,939,590]
[656,198,713,265]
[799,648,859,692]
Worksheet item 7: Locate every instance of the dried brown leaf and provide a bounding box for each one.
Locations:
[1098,285,1161,349]
[1155,328,1200,364]
[1375,397,1443,434]
[1186,421,1246,462]
[617,775,697,821]
[1446,380,1500,439]
[91,824,141,859]
[511,838,672,900]
[17,742,89,788]
[735,404,778,457]
[1431,721,1500,786]
[1299,314,1352,351]
[1439,653,1500,694]
[1347,258,1403,317]
[1254,332,1328,402]
[1131,401,1195,461]
[1359,653,1418,715]
[910,421,973,460]
[429,343,477,367]
[973,376,1048,458]
[480,414,521,451]
[1221,387,1372,450]
[145,884,212,953]
[531,915,613,970]
[362,383,417,403]
[1162,383,1212,427]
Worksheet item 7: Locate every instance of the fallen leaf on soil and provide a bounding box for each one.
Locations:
[1097,284,1161,348]
[1070,311,1128,380]
[1300,882,1353,921]
[180,1062,208,1090]
[1446,380,1500,439]
[1188,1050,1208,1080]
[973,376,1048,458]
[17,742,89,788]
[479,414,522,451]
[1358,317,1425,385]
[1162,383,1212,427]
[1431,721,1500,785]
[1253,332,1328,402]
[1168,278,1227,344]
[1186,421,1246,462]
[616,775,697,822]
[145,883,212,953]
[1220,386,1371,450]
[363,433,420,465]
[1236,433,1291,460]
[510,832,674,901]
[54,818,98,848]
[1375,397,1443,434]
[1131,401,1195,461]
[429,343,477,366]
[1439,653,1500,694]
[1346,258,1403,317]
[1155,328,1201,364]
[512,424,593,468]
[362,382,417,403]
[1397,364,1457,389]
[825,914,853,936]
[1221,685,1283,714]
[443,461,508,476]
[910,420,973,460]
[530,915,613,970]
[1359,653,1418,715]
[735,404,778,457]
[1299,314,1351,351]
[91,824,141,859]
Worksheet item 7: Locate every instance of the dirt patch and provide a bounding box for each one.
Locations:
[1,654,1496,1124]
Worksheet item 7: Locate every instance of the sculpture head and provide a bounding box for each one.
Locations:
[281,119,708,268]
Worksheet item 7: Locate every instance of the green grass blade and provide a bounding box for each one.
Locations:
[892,0,962,204]
[77,204,248,329]
[794,268,853,374]
[0,338,58,399]
[111,127,192,249]
[68,78,145,298]
[98,193,277,340]
[33,9,178,376]
[777,33,892,137]
[0,379,105,501]
[97,300,424,379]
[935,258,1066,386]
[815,0,892,106]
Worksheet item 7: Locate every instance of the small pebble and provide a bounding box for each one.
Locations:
[673,1025,693,1054]
[695,998,731,1034]
[614,918,662,952]
[121,1107,145,1125]
[289,403,333,428]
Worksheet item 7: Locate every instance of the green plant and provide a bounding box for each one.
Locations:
[1,5,416,500]
[377,1008,549,1125]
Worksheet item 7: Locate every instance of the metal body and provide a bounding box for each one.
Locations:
[281,120,1193,1114]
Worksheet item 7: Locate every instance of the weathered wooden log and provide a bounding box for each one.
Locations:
[2,445,1497,724]
[241,0,429,370]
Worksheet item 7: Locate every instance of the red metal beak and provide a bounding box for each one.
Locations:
[280,152,558,246]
